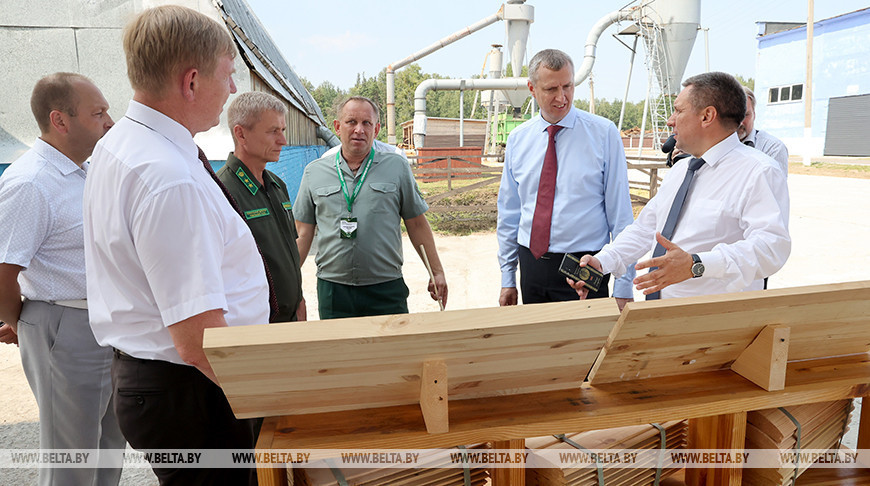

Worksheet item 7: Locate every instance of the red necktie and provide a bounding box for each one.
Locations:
[529,124,563,259]
[198,147,279,321]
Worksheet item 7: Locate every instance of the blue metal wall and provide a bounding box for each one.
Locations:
[756,8,870,153]
[209,145,327,203]
[0,163,7,177]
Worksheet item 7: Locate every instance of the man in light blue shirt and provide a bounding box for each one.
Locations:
[497,49,635,310]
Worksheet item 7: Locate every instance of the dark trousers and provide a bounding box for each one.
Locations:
[112,351,258,486]
[317,277,409,319]
[518,246,611,304]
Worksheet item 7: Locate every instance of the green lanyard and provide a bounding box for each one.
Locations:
[335,148,374,213]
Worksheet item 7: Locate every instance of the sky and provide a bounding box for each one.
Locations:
[243,0,870,103]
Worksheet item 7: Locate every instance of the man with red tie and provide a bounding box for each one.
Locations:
[497,49,635,310]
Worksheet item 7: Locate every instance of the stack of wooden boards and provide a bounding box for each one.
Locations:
[743,399,854,486]
[525,420,688,485]
[291,444,489,486]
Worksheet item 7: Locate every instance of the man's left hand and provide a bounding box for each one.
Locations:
[428,273,448,310]
[633,232,694,295]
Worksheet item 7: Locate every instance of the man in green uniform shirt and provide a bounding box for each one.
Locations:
[294,96,447,319]
[217,92,305,322]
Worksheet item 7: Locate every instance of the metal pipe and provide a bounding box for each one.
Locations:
[618,35,639,133]
[386,6,505,144]
[574,8,640,86]
[414,78,528,149]
[459,82,465,147]
[413,7,639,148]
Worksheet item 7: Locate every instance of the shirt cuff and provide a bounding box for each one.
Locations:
[501,270,516,289]
[595,250,619,277]
[612,278,634,299]
[697,251,724,279]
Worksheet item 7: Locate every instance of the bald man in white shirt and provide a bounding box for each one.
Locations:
[0,72,123,486]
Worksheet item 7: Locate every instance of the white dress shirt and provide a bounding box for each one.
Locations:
[497,108,636,298]
[0,138,88,300]
[596,133,790,299]
[83,101,269,364]
[744,129,789,177]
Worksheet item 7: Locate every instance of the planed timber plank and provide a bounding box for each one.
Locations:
[260,354,870,451]
[205,299,619,418]
[686,412,746,486]
[589,281,870,385]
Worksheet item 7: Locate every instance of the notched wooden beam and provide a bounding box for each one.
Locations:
[731,324,790,391]
[420,360,449,434]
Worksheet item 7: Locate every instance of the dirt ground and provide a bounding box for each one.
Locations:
[1,173,868,484]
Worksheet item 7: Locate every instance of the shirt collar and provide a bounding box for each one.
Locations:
[537,107,577,133]
[743,129,758,146]
[124,100,198,164]
[32,138,85,176]
[226,152,269,191]
[700,132,741,168]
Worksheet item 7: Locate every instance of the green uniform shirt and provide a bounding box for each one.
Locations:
[294,150,428,286]
[217,153,303,322]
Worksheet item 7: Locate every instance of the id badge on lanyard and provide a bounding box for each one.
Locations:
[335,149,374,239]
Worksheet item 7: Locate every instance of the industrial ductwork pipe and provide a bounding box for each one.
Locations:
[385,3,517,145]
[413,6,638,148]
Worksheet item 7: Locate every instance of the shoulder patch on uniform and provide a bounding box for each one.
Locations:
[244,208,270,220]
[282,201,292,211]
[235,167,258,196]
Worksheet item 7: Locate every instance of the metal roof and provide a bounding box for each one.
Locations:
[213,0,326,126]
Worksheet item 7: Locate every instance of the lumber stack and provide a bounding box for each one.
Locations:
[292,444,489,486]
[743,399,854,486]
[525,420,688,486]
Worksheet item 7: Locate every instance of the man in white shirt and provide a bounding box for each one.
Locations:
[738,86,789,177]
[83,6,267,484]
[569,72,790,300]
[0,72,123,486]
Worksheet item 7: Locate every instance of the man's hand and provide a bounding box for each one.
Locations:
[428,272,448,309]
[0,323,18,346]
[614,298,633,312]
[295,297,307,322]
[498,287,518,306]
[565,255,603,299]
[633,232,694,295]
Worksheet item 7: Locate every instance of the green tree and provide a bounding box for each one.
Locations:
[734,74,755,91]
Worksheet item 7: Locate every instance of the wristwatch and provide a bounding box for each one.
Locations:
[691,254,705,278]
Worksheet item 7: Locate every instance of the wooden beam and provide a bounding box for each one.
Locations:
[491,439,526,486]
[205,299,618,419]
[686,412,747,486]
[256,417,288,486]
[261,354,870,451]
[858,396,870,468]
[731,324,790,391]
[589,281,870,385]
[420,360,449,434]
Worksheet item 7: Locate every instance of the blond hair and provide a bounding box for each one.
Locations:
[123,5,236,96]
[30,72,91,134]
[228,92,287,136]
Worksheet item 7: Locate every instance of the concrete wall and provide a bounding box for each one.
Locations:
[755,8,870,156]
[0,0,254,163]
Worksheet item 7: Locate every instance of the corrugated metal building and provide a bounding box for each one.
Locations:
[755,7,870,156]
[0,0,334,193]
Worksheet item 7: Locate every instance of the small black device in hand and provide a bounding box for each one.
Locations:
[558,253,604,293]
